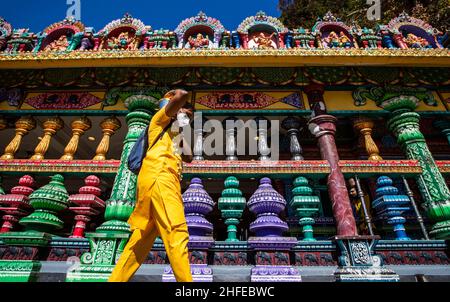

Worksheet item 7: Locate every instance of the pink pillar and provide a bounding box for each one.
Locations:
[305,84,358,236]
[71,215,91,238]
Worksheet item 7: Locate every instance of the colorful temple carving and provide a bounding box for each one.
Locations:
[0,11,449,282]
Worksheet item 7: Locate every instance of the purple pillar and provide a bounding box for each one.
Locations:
[305,84,358,237]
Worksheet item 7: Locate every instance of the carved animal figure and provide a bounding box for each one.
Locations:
[274,252,289,265]
[304,253,318,265]
[256,252,272,265]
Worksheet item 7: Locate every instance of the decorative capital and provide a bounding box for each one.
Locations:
[100,116,122,132]
[281,116,304,131]
[15,116,36,132]
[70,116,92,133]
[353,117,374,132]
[42,116,64,132]
[124,94,159,112]
[308,115,337,137]
[352,85,436,110]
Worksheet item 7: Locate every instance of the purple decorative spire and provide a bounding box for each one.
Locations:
[182,178,215,237]
[248,178,288,237]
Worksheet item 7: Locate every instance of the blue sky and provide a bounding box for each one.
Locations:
[1,0,280,32]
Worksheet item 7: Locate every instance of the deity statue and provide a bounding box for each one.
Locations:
[339,31,352,48]
[404,33,430,48]
[44,35,69,51]
[324,31,340,48]
[187,33,210,49]
[108,32,139,50]
[253,32,276,49]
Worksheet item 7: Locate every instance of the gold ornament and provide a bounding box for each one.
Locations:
[93,116,122,161]
[1,116,36,160]
[60,116,92,160]
[353,118,383,161]
[30,117,64,160]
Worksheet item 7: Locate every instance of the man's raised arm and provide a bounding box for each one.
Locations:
[165,89,190,117]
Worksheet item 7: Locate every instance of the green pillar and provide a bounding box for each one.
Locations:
[97,98,156,233]
[218,176,246,242]
[66,95,159,282]
[384,96,450,239]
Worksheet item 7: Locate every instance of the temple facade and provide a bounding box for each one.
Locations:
[0,11,449,282]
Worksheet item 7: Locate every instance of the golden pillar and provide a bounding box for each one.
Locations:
[93,116,122,161]
[30,117,64,160]
[353,117,383,161]
[1,116,36,160]
[60,116,92,160]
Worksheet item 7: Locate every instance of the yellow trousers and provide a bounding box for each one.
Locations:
[108,178,193,282]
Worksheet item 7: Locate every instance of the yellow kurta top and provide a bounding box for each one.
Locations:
[128,108,184,231]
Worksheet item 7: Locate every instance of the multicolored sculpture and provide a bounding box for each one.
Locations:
[5,28,36,53]
[0,11,444,52]
[94,13,147,51]
[175,11,225,49]
[290,27,315,48]
[218,176,246,242]
[34,16,86,52]
[352,26,382,49]
[313,11,358,48]
[373,176,411,240]
[387,11,443,49]
[144,29,175,49]
[237,11,288,49]
[0,17,12,50]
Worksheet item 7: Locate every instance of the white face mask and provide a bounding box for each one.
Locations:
[177,112,190,128]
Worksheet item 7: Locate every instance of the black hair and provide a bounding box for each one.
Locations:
[183,102,194,110]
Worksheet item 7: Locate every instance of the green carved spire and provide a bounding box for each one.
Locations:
[19,174,69,233]
[218,176,246,242]
[290,176,321,241]
[383,95,450,239]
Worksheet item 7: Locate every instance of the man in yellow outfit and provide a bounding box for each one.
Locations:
[109,89,193,282]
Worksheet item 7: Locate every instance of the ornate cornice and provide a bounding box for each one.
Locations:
[0,48,448,69]
[0,159,428,176]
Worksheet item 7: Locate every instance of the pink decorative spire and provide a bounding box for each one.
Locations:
[69,175,105,238]
[0,175,35,233]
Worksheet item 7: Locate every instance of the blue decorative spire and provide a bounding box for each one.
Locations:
[373,176,411,240]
